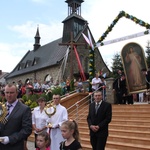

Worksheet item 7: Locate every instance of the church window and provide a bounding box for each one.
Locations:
[33,59,37,65]
[32,57,39,66]
[18,63,24,70]
[25,60,31,68]
[18,65,22,70]
[45,74,51,82]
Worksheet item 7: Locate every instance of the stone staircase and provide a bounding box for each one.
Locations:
[76,104,150,150]
[28,93,150,150]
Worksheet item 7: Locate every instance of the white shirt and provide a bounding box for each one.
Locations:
[33,82,40,89]
[7,99,18,115]
[42,84,50,90]
[32,106,49,134]
[92,77,102,90]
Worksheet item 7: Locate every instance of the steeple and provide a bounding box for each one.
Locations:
[62,0,87,43]
[33,26,41,51]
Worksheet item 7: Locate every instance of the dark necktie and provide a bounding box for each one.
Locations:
[5,104,12,118]
[95,103,99,114]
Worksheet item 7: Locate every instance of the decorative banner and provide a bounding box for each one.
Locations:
[89,49,95,82]
[96,30,150,47]
[82,31,95,85]
[96,10,150,47]
[82,11,150,92]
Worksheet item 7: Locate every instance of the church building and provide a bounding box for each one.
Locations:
[6,0,110,84]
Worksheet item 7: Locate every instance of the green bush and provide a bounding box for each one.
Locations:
[0,96,6,103]
[29,101,38,109]
[22,95,28,102]
[51,86,62,95]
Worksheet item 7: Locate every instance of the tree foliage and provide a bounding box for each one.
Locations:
[111,52,123,78]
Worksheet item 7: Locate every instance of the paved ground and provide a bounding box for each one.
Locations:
[27,141,34,150]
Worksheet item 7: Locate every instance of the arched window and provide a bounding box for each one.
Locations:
[45,74,51,82]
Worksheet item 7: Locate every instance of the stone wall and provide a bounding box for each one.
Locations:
[105,77,116,104]
[6,66,60,84]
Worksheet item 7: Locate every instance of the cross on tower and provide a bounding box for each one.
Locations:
[59,32,86,81]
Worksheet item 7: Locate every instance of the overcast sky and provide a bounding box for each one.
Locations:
[1,0,150,72]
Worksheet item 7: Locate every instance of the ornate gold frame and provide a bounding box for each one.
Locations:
[0,102,7,124]
[44,101,56,118]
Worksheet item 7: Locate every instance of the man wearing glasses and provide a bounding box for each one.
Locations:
[87,91,112,150]
[47,94,68,150]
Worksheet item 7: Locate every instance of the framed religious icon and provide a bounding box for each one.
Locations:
[121,42,147,94]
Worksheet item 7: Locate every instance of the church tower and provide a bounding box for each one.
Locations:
[62,0,87,43]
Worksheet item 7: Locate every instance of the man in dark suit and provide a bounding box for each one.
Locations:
[112,69,123,104]
[87,91,112,150]
[141,67,150,103]
[0,83,32,150]
[141,68,150,89]
[116,73,129,104]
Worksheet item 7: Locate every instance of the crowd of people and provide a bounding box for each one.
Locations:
[0,83,81,150]
[0,82,112,150]
[0,77,88,100]
[112,70,133,104]
[0,73,107,101]
[1,68,150,149]
[112,68,150,104]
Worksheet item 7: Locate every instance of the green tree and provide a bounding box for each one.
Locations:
[111,52,123,78]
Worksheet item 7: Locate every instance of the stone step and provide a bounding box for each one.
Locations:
[108,134,150,146]
[81,143,118,150]
[28,98,150,150]
[112,112,150,116]
[80,129,150,144]
[112,115,150,120]
[81,143,91,150]
[109,128,150,138]
[106,141,150,150]
[105,148,120,150]
[110,123,150,131]
[80,137,91,147]
[76,101,150,149]
[77,104,149,111]
[79,119,150,126]
[111,119,150,125]
[81,134,150,150]
[112,104,150,108]
[79,123,150,132]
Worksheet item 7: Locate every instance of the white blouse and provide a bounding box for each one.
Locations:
[32,106,49,134]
